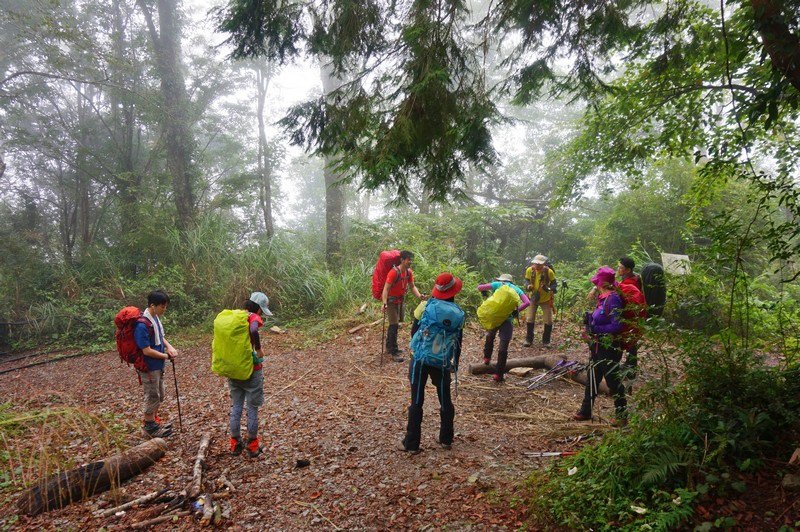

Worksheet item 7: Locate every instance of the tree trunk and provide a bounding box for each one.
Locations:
[255,63,274,238]
[751,0,800,92]
[138,0,195,231]
[111,0,143,269]
[16,438,168,516]
[320,59,346,269]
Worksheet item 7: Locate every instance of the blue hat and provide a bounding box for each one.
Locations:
[249,292,273,316]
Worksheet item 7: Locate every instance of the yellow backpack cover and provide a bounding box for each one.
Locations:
[477,284,521,330]
[212,309,253,380]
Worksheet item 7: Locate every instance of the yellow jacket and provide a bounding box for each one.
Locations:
[524,266,555,304]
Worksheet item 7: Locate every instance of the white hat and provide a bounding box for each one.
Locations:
[532,255,547,265]
[249,292,273,316]
[494,273,513,282]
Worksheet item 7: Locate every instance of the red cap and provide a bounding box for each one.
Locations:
[431,272,463,299]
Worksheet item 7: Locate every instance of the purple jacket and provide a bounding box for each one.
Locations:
[591,292,624,335]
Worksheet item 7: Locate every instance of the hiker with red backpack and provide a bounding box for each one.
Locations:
[574,267,627,426]
[133,290,178,438]
[402,272,465,453]
[477,274,530,382]
[381,250,426,362]
[617,257,647,373]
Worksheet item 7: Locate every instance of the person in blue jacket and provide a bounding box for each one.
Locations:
[574,266,628,426]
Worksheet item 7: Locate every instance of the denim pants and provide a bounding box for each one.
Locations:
[228,369,264,439]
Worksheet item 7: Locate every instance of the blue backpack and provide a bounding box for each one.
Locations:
[410,298,465,369]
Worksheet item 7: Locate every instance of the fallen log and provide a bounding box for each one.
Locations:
[17,438,168,516]
[469,355,611,395]
[183,433,211,499]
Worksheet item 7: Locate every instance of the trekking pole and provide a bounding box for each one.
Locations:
[379,307,386,367]
[170,358,183,431]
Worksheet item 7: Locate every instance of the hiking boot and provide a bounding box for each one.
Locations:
[438,440,452,450]
[155,415,173,430]
[142,421,173,439]
[391,353,405,363]
[245,438,263,458]
[230,437,243,456]
[542,324,553,346]
[572,412,592,422]
[524,323,534,347]
[401,446,421,455]
[492,374,504,383]
[483,357,491,365]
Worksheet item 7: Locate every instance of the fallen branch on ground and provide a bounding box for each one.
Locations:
[130,509,190,529]
[183,433,211,500]
[94,488,168,518]
[348,319,382,334]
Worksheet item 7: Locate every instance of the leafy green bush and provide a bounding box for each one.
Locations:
[532,339,800,530]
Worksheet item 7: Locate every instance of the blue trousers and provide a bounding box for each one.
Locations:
[228,369,264,439]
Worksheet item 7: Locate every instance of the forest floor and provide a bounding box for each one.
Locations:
[0,321,797,530]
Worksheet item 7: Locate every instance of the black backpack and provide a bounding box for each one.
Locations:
[544,261,558,294]
[640,263,666,316]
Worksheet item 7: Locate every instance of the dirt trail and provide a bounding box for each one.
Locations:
[1,322,617,530]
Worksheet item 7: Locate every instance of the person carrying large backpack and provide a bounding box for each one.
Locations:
[133,290,179,439]
[477,274,531,382]
[574,267,627,426]
[381,250,426,362]
[616,257,647,371]
[523,254,557,347]
[402,272,465,453]
[212,292,272,458]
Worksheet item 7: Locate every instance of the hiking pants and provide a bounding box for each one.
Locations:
[578,339,626,418]
[386,300,404,354]
[403,360,454,451]
[228,369,264,439]
[525,300,553,326]
[483,319,513,376]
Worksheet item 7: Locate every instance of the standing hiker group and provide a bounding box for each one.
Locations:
[114,251,659,456]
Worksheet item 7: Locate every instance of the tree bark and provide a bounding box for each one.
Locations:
[320,59,347,269]
[16,438,168,516]
[137,0,196,230]
[750,0,800,92]
[255,63,274,238]
[183,433,211,499]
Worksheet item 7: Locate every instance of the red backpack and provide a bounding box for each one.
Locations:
[617,283,647,348]
[114,306,152,373]
[371,250,401,300]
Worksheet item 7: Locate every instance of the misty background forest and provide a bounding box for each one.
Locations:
[1,0,800,528]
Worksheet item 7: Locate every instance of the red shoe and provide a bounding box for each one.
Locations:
[230,437,243,456]
[483,357,491,365]
[573,412,592,421]
[246,437,262,458]
[492,374,504,382]
[154,415,172,429]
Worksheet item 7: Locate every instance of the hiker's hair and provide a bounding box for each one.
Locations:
[400,250,414,261]
[244,300,261,314]
[147,290,170,307]
[619,256,635,270]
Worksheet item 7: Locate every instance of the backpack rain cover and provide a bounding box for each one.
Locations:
[212,309,253,381]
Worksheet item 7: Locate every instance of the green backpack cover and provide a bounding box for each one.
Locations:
[212,309,253,380]
[477,284,521,330]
